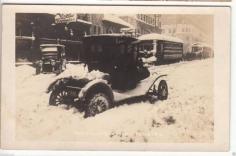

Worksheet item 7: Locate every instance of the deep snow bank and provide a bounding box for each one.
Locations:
[15,59,214,143]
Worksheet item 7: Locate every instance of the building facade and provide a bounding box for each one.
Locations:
[15,13,134,61]
[16,13,56,61]
[120,14,162,36]
[54,14,133,39]
[162,23,209,53]
[161,15,213,53]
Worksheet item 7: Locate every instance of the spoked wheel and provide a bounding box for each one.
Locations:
[49,87,75,106]
[84,92,111,118]
[158,80,168,100]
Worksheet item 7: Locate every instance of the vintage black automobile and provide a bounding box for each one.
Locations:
[35,44,67,74]
[184,43,214,61]
[47,34,168,118]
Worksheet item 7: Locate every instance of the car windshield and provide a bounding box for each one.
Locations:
[140,41,155,52]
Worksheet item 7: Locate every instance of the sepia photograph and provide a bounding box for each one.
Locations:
[133,0,231,2]
[15,13,214,141]
[1,5,230,150]
[113,0,231,2]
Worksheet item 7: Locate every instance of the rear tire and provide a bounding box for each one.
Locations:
[84,92,111,118]
[158,80,168,100]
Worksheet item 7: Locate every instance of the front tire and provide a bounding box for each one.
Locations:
[84,92,111,118]
[49,87,74,106]
[158,80,168,100]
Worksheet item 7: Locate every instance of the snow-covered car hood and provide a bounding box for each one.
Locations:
[54,63,109,81]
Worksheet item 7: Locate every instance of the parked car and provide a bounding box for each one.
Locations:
[184,43,213,60]
[35,44,67,74]
[47,34,168,118]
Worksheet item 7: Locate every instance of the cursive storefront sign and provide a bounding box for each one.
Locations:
[55,13,77,24]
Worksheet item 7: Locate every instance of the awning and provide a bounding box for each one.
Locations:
[67,19,92,30]
[120,27,136,32]
[103,15,134,29]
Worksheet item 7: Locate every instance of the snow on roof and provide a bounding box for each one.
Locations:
[192,42,213,48]
[40,44,65,47]
[138,33,184,43]
[103,15,135,29]
[41,47,58,52]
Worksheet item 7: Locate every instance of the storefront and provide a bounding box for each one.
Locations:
[54,14,93,60]
[15,13,55,62]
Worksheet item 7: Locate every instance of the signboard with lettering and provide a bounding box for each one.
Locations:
[55,14,77,24]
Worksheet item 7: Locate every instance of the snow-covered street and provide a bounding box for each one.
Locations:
[15,59,214,143]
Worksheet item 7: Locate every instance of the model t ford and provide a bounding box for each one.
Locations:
[35,44,67,74]
[47,34,168,118]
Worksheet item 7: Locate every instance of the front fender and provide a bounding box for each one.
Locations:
[46,77,72,93]
[154,74,168,85]
[146,74,168,94]
[46,77,91,93]
[78,79,114,103]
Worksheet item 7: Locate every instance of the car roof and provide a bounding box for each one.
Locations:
[40,44,65,47]
[192,42,213,48]
[84,34,137,40]
[85,33,132,37]
[83,34,138,44]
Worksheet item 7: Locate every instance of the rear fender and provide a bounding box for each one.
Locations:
[78,79,114,103]
[155,74,168,84]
